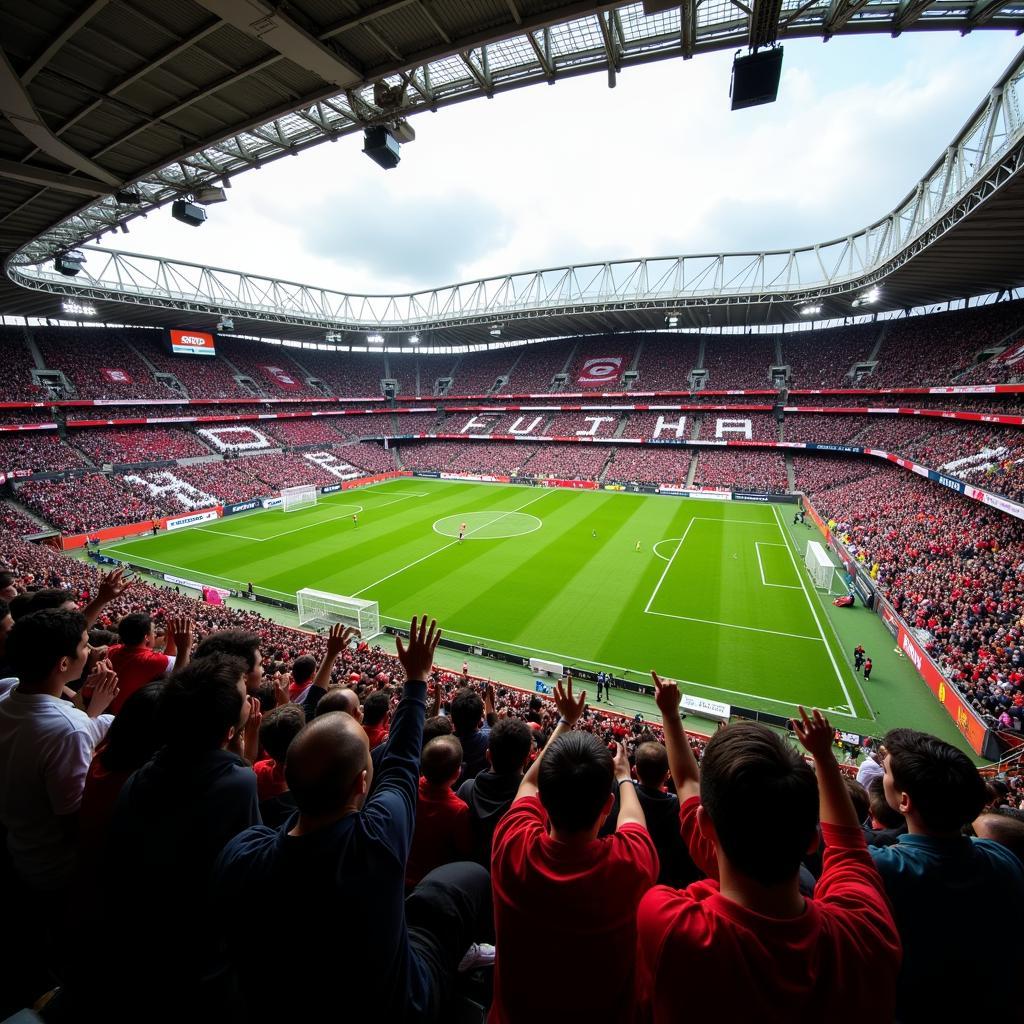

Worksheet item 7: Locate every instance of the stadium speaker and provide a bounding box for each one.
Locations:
[363,126,401,170]
[773,404,785,424]
[171,199,208,227]
[54,250,86,276]
[730,48,783,110]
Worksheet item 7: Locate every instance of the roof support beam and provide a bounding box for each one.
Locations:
[0,157,111,196]
[823,0,872,38]
[194,0,362,87]
[965,0,1008,27]
[681,0,698,57]
[21,0,111,85]
[891,0,935,35]
[0,48,120,186]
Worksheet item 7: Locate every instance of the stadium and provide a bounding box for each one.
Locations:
[1,1,1023,1021]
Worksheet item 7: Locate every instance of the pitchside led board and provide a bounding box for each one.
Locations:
[168,329,217,357]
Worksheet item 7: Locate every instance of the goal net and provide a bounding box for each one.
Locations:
[804,541,835,590]
[296,588,381,640]
[281,484,317,513]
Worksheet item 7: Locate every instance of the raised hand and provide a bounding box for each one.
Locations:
[652,671,683,719]
[395,615,441,682]
[553,674,586,727]
[611,741,632,782]
[242,695,262,762]
[87,665,120,717]
[791,706,834,761]
[273,674,290,707]
[97,566,135,604]
[168,616,193,653]
[326,623,360,658]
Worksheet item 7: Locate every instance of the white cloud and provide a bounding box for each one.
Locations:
[101,32,1022,294]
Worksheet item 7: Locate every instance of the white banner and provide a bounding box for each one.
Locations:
[680,692,731,722]
[165,508,219,530]
[262,497,282,509]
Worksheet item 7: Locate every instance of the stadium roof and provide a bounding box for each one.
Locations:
[2,1,1024,341]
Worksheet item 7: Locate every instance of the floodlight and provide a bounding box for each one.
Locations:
[409,334,420,344]
[367,333,385,344]
[489,323,504,337]
[217,317,234,332]
[194,186,227,205]
[799,305,822,316]
[851,286,881,308]
[54,250,86,276]
[62,300,96,317]
[171,199,207,227]
[115,188,142,205]
[665,315,680,327]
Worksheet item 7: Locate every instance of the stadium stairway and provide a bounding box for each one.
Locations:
[4,496,51,532]
[22,326,45,371]
[684,451,698,488]
[785,453,796,491]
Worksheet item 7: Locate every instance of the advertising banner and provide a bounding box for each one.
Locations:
[576,356,625,386]
[223,498,262,515]
[539,478,598,490]
[262,497,283,509]
[165,508,220,531]
[880,604,900,639]
[100,368,132,384]
[321,484,342,494]
[169,329,216,356]
[680,693,731,722]
[259,364,304,392]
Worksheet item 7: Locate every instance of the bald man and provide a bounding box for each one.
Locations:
[213,616,491,1024]
[314,685,362,720]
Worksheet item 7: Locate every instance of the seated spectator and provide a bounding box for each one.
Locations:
[286,654,317,702]
[406,735,473,888]
[78,679,166,867]
[362,689,391,749]
[0,610,119,893]
[870,728,1024,1022]
[490,677,657,1023]
[863,776,906,847]
[635,680,902,1023]
[631,740,702,888]
[104,613,191,713]
[253,703,305,827]
[212,616,492,1023]
[457,715,532,864]
[450,686,491,780]
[102,653,262,1020]
[971,808,1024,861]
[856,741,885,788]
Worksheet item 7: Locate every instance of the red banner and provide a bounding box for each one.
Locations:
[576,356,624,386]
[100,368,132,385]
[996,337,1024,367]
[259,364,304,392]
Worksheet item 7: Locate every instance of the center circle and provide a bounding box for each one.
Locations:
[433,511,542,540]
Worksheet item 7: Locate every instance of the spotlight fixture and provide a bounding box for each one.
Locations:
[799,304,822,316]
[489,323,504,337]
[325,332,343,343]
[194,186,227,205]
[730,47,784,111]
[171,199,207,227]
[851,286,881,308]
[62,300,96,317]
[115,188,142,205]
[367,333,385,344]
[665,314,680,327]
[409,334,420,344]
[363,126,401,170]
[216,317,234,332]
[54,250,86,276]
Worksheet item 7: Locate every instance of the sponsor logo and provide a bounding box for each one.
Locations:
[225,499,261,514]
[937,474,962,492]
[262,497,282,509]
[901,633,922,671]
[166,509,219,530]
[169,329,216,355]
[577,356,624,385]
[733,492,772,502]
[321,484,342,494]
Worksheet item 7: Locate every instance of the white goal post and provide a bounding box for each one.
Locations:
[296,588,381,640]
[281,484,317,512]
[804,541,835,591]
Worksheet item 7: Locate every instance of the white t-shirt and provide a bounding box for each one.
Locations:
[0,682,113,890]
[856,755,884,789]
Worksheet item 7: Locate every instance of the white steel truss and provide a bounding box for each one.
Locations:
[7,46,1024,332]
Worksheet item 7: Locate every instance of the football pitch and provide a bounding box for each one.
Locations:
[103,480,876,723]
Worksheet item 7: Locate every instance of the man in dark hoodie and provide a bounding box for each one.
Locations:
[101,653,261,1022]
[457,716,533,864]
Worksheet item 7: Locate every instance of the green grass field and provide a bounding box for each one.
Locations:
[103,480,882,722]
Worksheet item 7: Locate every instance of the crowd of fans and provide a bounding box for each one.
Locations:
[0,328,47,401]
[780,325,878,388]
[34,329,169,400]
[782,413,865,445]
[543,412,622,437]
[701,335,777,389]
[811,465,1024,729]
[450,349,518,394]
[17,475,167,534]
[604,446,694,486]
[692,449,788,491]
[518,443,610,480]
[694,412,779,441]
[71,427,213,465]
[0,435,84,475]
[0,534,1020,1023]
[395,442,530,475]
[791,454,875,495]
[260,418,349,447]
[631,336,702,391]
[504,340,576,391]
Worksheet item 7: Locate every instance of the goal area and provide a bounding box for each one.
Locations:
[296,588,381,640]
[804,541,835,590]
[282,484,317,513]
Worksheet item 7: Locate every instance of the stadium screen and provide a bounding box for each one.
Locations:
[168,328,216,356]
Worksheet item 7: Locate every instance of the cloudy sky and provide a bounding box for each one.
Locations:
[98,31,1022,297]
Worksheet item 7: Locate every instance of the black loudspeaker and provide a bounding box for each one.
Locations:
[363,126,400,169]
[171,200,207,227]
[773,404,785,424]
[730,48,783,110]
